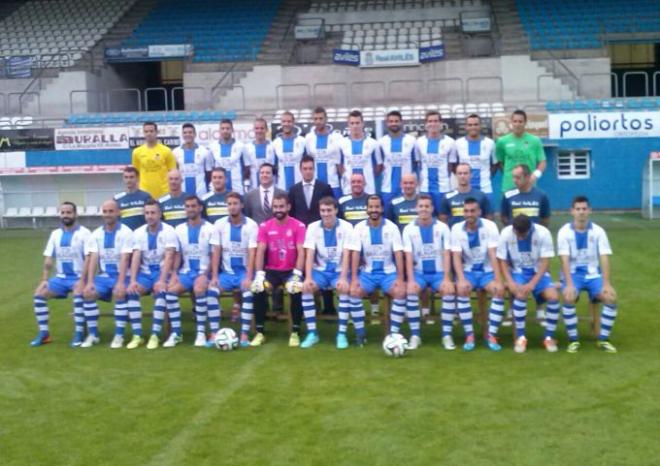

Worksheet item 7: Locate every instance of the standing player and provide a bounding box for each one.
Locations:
[385,173,419,231]
[300,196,354,348]
[83,199,134,348]
[347,195,406,344]
[379,110,416,206]
[131,121,176,199]
[126,199,178,350]
[250,193,307,347]
[402,194,454,349]
[557,196,619,353]
[439,163,492,227]
[339,110,381,196]
[272,111,307,191]
[173,123,214,197]
[338,173,370,226]
[454,114,497,194]
[501,164,551,226]
[208,192,258,347]
[305,107,343,198]
[159,169,188,227]
[114,166,152,231]
[165,195,216,348]
[451,198,504,350]
[244,118,275,189]
[201,167,230,223]
[415,111,457,215]
[30,202,91,347]
[493,214,561,353]
[210,119,249,195]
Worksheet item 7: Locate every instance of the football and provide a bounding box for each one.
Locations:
[382,333,408,358]
[213,328,239,351]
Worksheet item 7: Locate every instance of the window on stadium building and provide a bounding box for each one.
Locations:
[557,150,591,180]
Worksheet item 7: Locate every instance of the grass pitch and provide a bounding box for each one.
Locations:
[1,214,659,466]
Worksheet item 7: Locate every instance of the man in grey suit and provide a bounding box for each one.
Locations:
[244,163,287,225]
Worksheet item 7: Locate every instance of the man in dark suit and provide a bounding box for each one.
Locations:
[289,155,334,225]
[244,163,287,225]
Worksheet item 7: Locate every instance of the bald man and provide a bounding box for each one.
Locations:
[159,169,187,227]
[385,173,420,232]
[83,199,135,348]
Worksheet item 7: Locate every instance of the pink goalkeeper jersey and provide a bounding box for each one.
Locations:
[257,216,306,271]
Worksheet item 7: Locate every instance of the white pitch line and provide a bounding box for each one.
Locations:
[145,345,276,466]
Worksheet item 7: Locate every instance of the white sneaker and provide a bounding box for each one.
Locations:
[543,337,558,353]
[442,335,456,351]
[162,332,182,348]
[80,334,100,348]
[514,336,528,353]
[109,335,124,349]
[407,335,422,350]
[537,309,547,327]
[194,332,207,347]
[502,308,513,327]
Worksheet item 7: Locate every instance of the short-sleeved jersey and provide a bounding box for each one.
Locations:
[272,135,307,191]
[338,193,369,226]
[174,221,215,274]
[114,189,152,230]
[173,144,214,197]
[201,190,229,224]
[378,133,416,194]
[87,223,134,277]
[43,225,92,278]
[415,134,457,194]
[303,218,353,273]
[496,224,554,274]
[440,188,492,226]
[450,218,500,273]
[501,187,551,225]
[131,143,176,199]
[159,192,187,227]
[495,132,546,192]
[212,216,258,275]
[347,218,403,274]
[455,136,496,193]
[305,129,343,189]
[257,216,307,271]
[244,141,276,189]
[339,137,380,196]
[132,223,179,275]
[209,140,247,194]
[402,219,451,274]
[557,222,612,278]
[386,195,418,231]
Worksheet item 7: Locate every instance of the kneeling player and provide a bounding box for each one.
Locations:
[31,202,91,347]
[557,196,619,353]
[209,192,258,347]
[126,199,178,350]
[347,195,407,345]
[451,198,504,351]
[300,196,354,349]
[494,214,561,353]
[402,194,453,350]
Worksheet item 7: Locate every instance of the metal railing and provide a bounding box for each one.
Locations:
[622,71,649,97]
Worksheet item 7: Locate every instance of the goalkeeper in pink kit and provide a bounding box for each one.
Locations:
[250,192,307,347]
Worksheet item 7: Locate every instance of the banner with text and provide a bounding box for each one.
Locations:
[55,127,129,150]
[332,49,360,66]
[0,129,54,152]
[548,112,660,139]
[359,49,419,68]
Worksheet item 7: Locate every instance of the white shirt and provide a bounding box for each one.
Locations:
[450,218,500,273]
[415,134,457,194]
[497,224,555,274]
[212,216,259,275]
[378,133,417,194]
[87,223,134,277]
[244,140,276,189]
[347,218,403,274]
[557,221,612,278]
[260,185,275,211]
[173,144,214,197]
[305,129,343,189]
[402,219,451,274]
[454,136,496,194]
[304,218,354,273]
[132,223,179,275]
[339,136,380,196]
[43,225,92,278]
[174,221,216,274]
[209,140,247,194]
[272,134,307,191]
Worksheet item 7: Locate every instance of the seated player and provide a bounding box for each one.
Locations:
[83,199,134,348]
[126,199,178,350]
[493,214,561,353]
[450,198,504,351]
[165,195,216,348]
[31,202,92,347]
[347,195,407,345]
[557,195,619,353]
[300,196,354,349]
[208,192,258,347]
[402,194,453,350]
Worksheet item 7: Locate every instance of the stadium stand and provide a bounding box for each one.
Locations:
[0,0,137,67]
[335,20,445,51]
[545,97,660,112]
[66,111,237,125]
[121,0,282,62]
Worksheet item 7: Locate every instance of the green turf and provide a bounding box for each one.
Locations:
[1,214,660,465]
